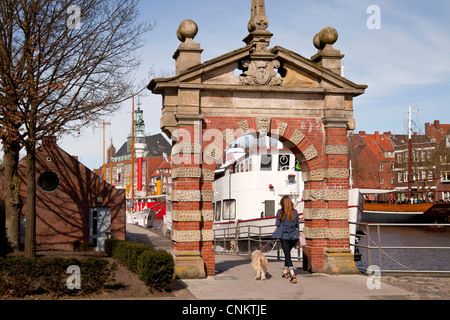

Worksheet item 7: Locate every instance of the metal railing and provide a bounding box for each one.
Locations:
[350,222,450,275]
[213,222,303,261]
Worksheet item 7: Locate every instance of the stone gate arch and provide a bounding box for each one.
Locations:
[148,0,367,278]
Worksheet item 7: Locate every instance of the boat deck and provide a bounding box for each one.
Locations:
[364,202,433,213]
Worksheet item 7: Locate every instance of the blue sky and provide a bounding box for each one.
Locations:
[59,0,450,170]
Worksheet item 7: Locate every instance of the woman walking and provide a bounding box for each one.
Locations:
[271,196,299,283]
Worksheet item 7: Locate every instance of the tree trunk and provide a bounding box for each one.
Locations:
[24,143,36,258]
[3,141,23,252]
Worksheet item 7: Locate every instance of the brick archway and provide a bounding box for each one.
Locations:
[148,1,366,277]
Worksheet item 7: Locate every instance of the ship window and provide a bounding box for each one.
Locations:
[214,201,222,221]
[223,200,236,220]
[278,154,290,171]
[260,154,272,171]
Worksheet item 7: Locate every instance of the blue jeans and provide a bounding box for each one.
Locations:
[281,239,297,269]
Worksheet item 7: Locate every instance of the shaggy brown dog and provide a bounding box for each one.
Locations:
[251,250,268,280]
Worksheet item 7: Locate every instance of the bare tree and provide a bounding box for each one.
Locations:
[0,0,153,257]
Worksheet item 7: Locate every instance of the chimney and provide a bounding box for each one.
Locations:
[375,131,380,141]
[359,131,366,136]
[42,136,57,147]
[384,131,392,137]
[173,20,203,75]
[425,123,431,137]
[434,120,441,130]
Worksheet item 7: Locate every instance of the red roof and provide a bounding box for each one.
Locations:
[361,131,394,161]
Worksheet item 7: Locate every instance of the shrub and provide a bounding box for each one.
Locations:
[110,241,152,273]
[0,256,116,298]
[104,238,120,257]
[106,240,174,292]
[138,249,174,292]
[79,257,117,294]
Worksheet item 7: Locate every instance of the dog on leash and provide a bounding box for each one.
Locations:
[251,250,268,280]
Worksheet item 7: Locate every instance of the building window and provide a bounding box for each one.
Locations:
[38,171,60,193]
[379,164,383,171]
[443,191,450,201]
[398,173,403,182]
[379,177,384,185]
[442,172,450,183]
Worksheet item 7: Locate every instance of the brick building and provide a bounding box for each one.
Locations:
[149,157,172,196]
[348,121,450,202]
[0,137,126,251]
[94,104,172,198]
[348,131,395,191]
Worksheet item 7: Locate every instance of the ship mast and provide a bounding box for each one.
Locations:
[408,105,412,200]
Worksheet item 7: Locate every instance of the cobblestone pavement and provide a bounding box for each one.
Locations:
[380,276,450,300]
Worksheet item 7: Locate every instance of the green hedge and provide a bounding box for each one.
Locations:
[0,256,116,298]
[105,239,174,292]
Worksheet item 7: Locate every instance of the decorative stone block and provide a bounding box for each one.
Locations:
[325,145,348,155]
[201,229,214,241]
[172,230,201,242]
[303,189,326,201]
[201,169,215,181]
[204,143,223,162]
[326,189,349,201]
[326,209,349,220]
[290,129,306,146]
[327,168,350,179]
[201,210,214,222]
[303,189,349,201]
[236,120,250,135]
[172,190,201,202]
[172,210,202,222]
[304,208,349,220]
[303,208,327,220]
[302,168,350,182]
[303,169,326,182]
[323,249,359,274]
[273,121,288,137]
[302,144,319,161]
[172,143,202,155]
[327,227,350,239]
[304,227,327,239]
[304,227,349,239]
[172,167,202,179]
[222,128,235,146]
[173,251,206,279]
[201,190,215,201]
[256,117,271,136]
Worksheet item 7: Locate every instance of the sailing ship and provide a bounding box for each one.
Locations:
[359,189,449,223]
[356,107,450,223]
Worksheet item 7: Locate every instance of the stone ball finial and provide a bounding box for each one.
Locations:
[319,27,338,46]
[314,27,339,50]
[313,33,322,50]
[177,19,198,42]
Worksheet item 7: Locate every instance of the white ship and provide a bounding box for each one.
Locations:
[212,146,304,240]
[163,140,363,258]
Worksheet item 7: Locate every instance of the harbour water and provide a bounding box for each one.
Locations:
[355,225,450,272]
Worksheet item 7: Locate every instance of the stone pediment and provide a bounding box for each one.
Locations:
[149,44,366,96]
